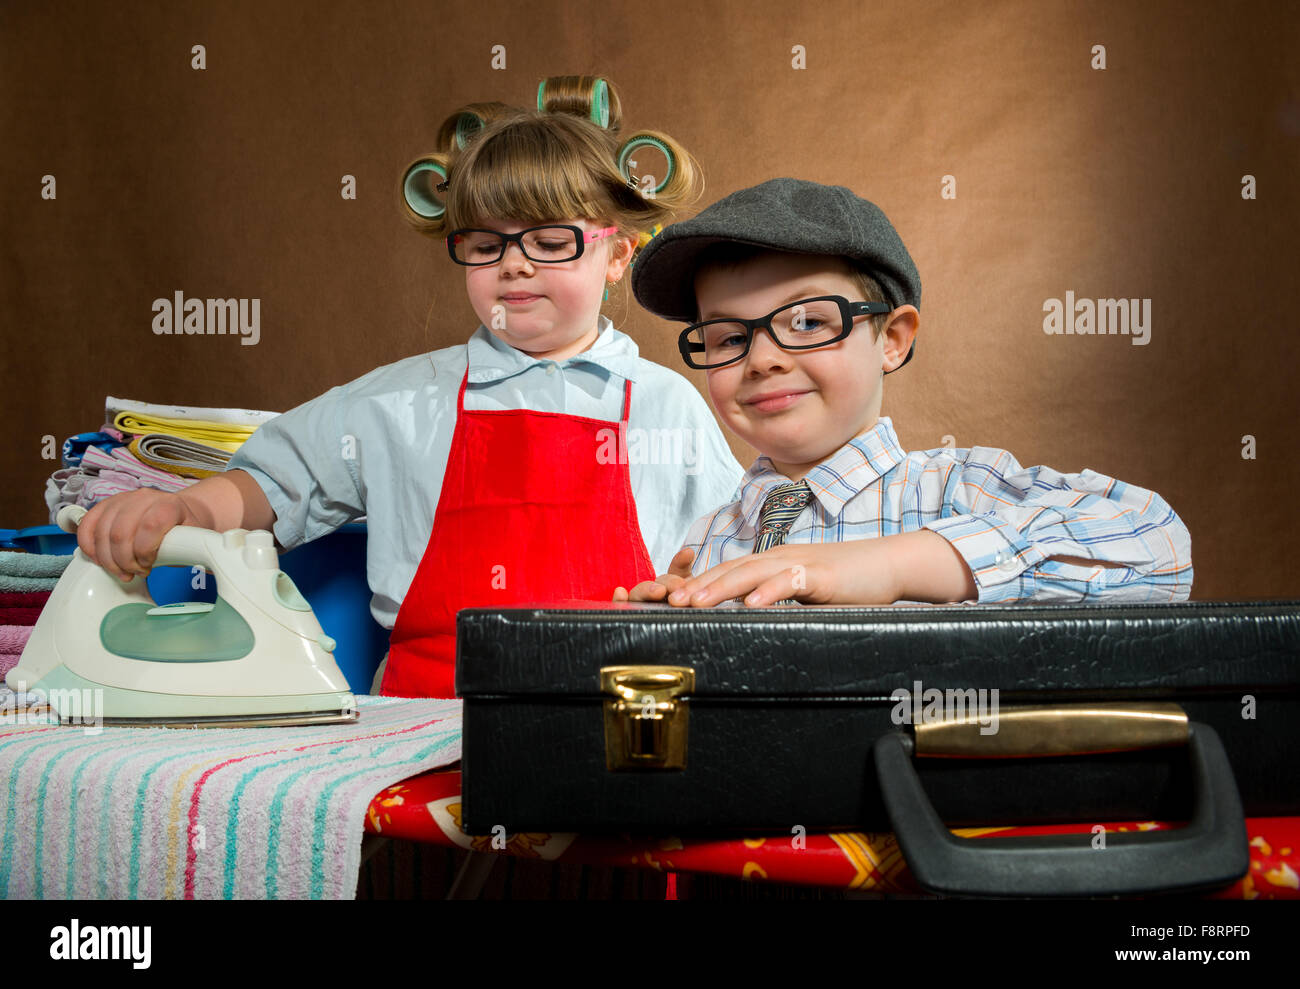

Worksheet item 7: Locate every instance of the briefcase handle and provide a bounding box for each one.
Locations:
[873,722,1249,897]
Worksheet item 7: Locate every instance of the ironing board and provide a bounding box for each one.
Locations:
[361,767,1300,899]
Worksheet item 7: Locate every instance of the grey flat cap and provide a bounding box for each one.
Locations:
[632,178,920,369]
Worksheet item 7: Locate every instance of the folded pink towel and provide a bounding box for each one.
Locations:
[0,626,33,653]
[0,652,18,679]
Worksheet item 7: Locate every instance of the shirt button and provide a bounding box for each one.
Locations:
[545,363,557,376]
[995,548,1018,571]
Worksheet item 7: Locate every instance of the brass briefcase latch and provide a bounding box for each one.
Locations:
[600,666,694,771]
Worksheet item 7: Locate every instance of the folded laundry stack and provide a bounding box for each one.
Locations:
[0,551,70,680]
[44,396,280,522]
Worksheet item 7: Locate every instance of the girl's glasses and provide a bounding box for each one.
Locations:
[447,225,618,266]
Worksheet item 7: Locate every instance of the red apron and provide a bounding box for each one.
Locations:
[381,369,656,698]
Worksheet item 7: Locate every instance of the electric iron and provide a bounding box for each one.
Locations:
[5,505,358,728]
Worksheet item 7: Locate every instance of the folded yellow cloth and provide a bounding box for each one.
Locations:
[112,411,256,452]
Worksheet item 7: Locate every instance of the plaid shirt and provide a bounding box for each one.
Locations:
[685,417,1193,603]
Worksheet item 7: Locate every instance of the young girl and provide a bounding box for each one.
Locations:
[75,76,744,698]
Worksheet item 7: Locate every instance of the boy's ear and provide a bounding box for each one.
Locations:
[881,306,919,372]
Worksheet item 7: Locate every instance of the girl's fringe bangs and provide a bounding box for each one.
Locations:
[451,128,613,228]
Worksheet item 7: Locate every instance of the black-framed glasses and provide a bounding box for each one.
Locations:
[678,295,893,369]
[446,224,618,266]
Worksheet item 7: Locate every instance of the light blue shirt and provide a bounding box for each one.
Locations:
[685,416,1193,603]
[228,317,744,628]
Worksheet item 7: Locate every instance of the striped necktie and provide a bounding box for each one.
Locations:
[754,480,812,553]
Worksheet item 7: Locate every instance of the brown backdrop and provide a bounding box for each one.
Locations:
[2,0,1297,600]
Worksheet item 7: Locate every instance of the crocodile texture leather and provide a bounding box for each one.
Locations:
[457,601,1300,834]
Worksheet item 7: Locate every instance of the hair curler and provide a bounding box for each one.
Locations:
[434,102,510,152]
[617,134,677,196]
[537,76,617,130]
[400,156,448,221]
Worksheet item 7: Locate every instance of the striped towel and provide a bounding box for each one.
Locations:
[82,444,194,492]
[0,694,461,899]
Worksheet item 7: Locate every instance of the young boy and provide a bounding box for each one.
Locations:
[616,178,1192,608]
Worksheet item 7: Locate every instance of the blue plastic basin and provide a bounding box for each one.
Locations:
[3,521,386,695]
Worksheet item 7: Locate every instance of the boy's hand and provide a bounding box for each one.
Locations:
[661,530,978,608]
[613,547,696,603]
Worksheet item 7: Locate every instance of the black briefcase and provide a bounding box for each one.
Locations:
[457,600,1299,896]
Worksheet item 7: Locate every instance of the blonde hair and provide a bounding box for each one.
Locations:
[397,76,702,252]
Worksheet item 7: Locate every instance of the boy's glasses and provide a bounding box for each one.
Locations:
[678,295,893,369]
[446,224,618,266]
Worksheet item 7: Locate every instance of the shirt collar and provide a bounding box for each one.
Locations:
[738,417,908,523]
[466,315,642,384]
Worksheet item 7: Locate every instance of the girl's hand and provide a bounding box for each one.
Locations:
[613,547,696,602]
[76,488,193,583]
